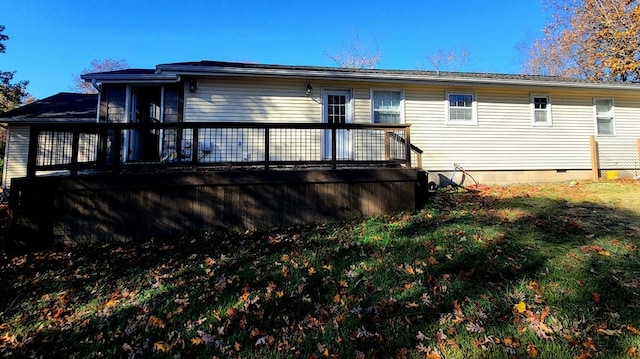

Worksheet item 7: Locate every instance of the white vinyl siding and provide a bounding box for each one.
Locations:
[184,78,321,123]
[180,76,640,174]
[531,95,552,126]
[3,125,29,189]
[405,86,639,172]
[446,92,477,125]
[594,98,615,135]
[371,90,403,124]
[353,87,371,124]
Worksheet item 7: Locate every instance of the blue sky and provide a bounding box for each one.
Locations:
[2,0,549,100]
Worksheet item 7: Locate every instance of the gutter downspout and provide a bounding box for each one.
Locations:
[91,79,102,92]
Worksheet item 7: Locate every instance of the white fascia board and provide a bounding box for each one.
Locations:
[80,73,181,83]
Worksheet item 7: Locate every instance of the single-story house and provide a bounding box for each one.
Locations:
[80,61,640,184]
[3,62,640,188]
[3,61,640,243]
[0,92,97,191]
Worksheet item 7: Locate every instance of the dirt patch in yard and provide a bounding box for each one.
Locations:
[562,202,640,236]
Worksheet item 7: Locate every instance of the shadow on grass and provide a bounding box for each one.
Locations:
[1,187,639,358]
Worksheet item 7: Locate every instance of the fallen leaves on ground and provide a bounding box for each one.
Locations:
[1,182,640,358]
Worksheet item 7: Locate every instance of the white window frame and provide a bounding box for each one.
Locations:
[445,91,477,125]
[370,89,404,124]
[594,98,615,136]
[530,94,552,127]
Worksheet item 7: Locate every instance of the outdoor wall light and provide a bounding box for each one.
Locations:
[189,80,198,93]
[305,82,313,96]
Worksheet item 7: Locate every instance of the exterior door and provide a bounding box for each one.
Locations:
[127,86,161,162]
[323,90,352,160]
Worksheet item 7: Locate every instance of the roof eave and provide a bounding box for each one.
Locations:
[1,117,96,124]
[80,73,181,83]
[157,64,640,91]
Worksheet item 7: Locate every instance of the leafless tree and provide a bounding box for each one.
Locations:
[325,32,381,69]
[72,58,129,93]
[422,49,470,72]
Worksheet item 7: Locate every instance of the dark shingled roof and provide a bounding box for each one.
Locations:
[156,60,637,86]
[83,68,158,76]
[0,92,97,123]
[77,60,640,90]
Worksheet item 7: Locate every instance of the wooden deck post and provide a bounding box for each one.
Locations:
[97,127,108,169]
[590,135,600,181]
[112,129,122,173]
[26,126,39,178]
[70,131,80,176]
[384,131,391,161]
[191,128,199,170]
[637,139,640,170]
[331,125,337,170]
[405,127,412,168]
[264,128,270,170]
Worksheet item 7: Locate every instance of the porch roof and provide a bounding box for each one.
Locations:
[0,92,97,123]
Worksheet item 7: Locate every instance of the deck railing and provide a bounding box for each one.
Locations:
[26,122,423,177]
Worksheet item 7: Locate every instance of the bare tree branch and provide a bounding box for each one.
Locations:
[71,58,129,94]
[325,32,381,69]
[422,49,470,72]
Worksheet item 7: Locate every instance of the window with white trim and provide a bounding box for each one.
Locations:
[446,92,477,125]
[531,95,552,126]
[594,98,615,135]
[372,90,403,124]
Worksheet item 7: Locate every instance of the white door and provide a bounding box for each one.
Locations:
[323,90,352,160]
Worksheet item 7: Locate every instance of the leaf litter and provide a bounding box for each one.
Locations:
[1,182,640,358]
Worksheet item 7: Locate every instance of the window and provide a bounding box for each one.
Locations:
[372,90,403,123]
[446,92,477,125]
[531,95,552,126]
[594,98,615,135]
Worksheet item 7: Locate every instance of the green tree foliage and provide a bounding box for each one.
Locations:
[523,0,640,82]
[0,25,29,113]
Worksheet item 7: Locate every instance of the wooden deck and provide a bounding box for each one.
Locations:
[10,168,423,245]
[9,122,426,246]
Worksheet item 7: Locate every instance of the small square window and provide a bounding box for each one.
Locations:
[531,95,552,126]
[446,92,477,125]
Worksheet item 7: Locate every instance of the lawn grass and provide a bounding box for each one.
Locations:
[1,181,640,358]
